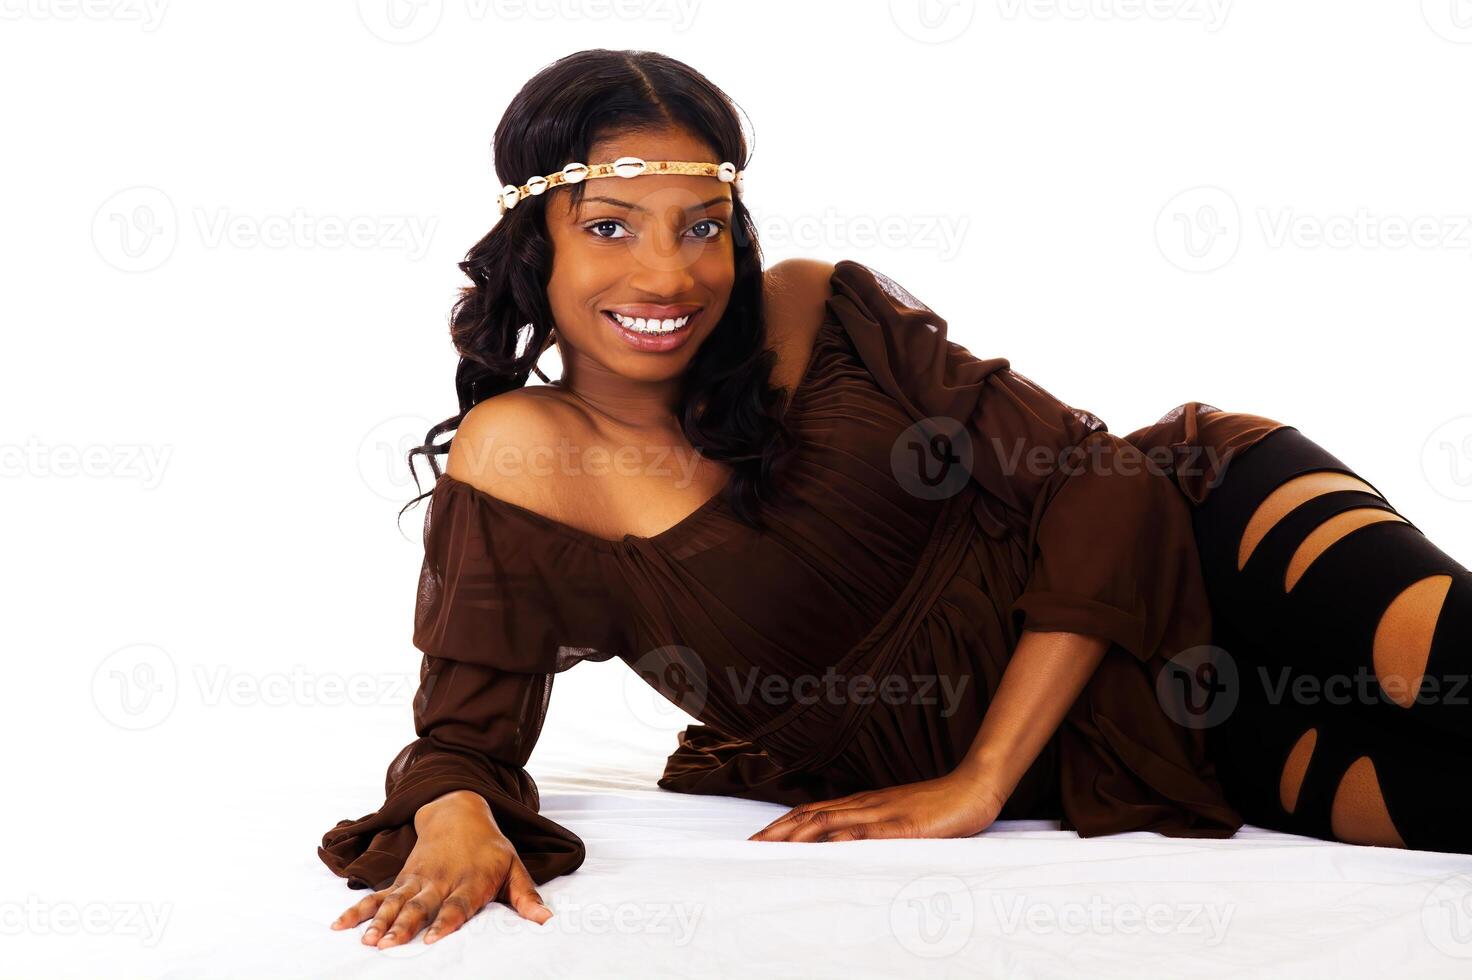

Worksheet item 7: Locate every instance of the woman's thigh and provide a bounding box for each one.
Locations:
[1188,424,1472,852]
[1192,425,1472,741]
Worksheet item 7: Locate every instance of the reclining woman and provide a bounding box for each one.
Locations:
[319,48,1472,950]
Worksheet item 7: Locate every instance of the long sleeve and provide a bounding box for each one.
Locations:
[317,655,583,890]
[317,477,610,890]
[983,370,1207,663]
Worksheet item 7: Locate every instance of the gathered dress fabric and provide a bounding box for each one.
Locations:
[318,260,1289,889]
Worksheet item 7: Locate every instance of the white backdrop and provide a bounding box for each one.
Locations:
[5,2,1472,977]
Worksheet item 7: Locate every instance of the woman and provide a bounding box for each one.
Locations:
[321,48,1472,950]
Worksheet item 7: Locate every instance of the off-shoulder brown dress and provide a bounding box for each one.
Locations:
[319,260,1289,889]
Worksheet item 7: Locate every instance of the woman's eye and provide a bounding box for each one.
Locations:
[688,220,724,241]
[587,220,629,240]
[585,219,723,242]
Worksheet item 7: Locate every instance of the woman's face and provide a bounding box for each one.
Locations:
[542,127,736,384]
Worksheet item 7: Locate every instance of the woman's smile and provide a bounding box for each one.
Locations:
[600,305,702,352]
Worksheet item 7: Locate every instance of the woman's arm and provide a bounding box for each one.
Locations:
[748,629,1111,843]
[747,262,1228,844]
[952,628,1111,812]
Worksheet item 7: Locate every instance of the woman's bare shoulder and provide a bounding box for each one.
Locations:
[444,387,586,516]
[763,258,837,390]
[764,258,836,318]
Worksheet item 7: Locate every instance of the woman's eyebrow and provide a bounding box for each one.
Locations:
[579,194,733,215]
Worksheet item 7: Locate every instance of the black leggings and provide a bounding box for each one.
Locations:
[1190,425,1472,853]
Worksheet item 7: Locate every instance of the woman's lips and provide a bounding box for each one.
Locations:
[601,308,700,353]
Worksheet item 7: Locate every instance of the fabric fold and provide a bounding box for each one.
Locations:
[823,259,1246,838]
[825,259,1208,667]
[657,723,861,807]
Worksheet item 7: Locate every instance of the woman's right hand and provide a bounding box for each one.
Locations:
[329,789,554,948]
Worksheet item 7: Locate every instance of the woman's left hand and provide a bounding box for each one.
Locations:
[746,770,1007,843]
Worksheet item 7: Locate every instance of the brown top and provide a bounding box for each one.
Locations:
[318,260,1290,889]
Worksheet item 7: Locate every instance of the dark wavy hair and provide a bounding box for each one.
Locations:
[400,48,799,532]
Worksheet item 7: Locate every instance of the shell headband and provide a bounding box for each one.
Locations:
[498,157,744,215]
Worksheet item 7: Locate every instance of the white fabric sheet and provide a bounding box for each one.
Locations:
[22,660,1472,979]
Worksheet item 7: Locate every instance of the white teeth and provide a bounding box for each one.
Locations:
[609,311,693,334]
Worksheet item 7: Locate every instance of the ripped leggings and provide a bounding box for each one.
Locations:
[1191,425,1472,853]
